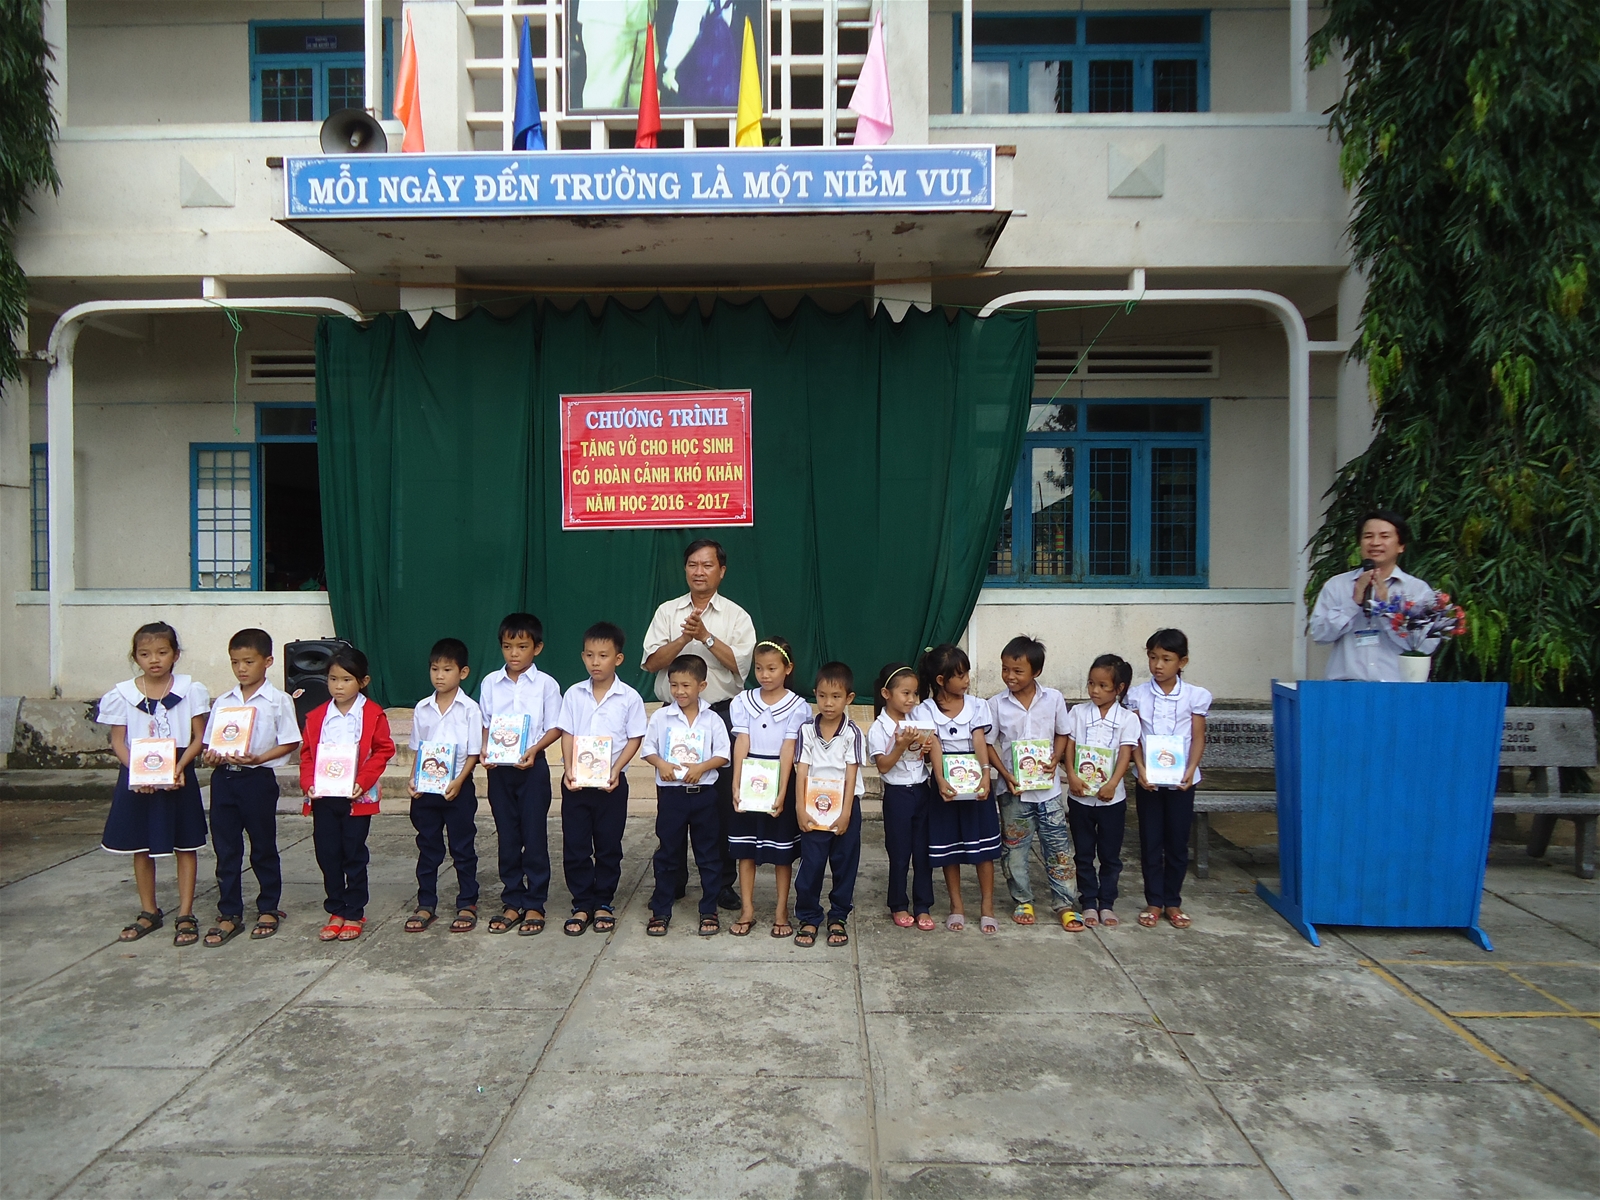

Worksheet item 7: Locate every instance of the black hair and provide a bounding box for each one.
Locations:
[815,661,854,693]
[430,637,469,668]
[130,621,180,658]
[1146,628,1189,659]
[753,635,796,684]
[498,612,544,643]
[328,646,370,683]
[1089,653,1134,703]
[918,643,970,699]
[583,621,627,653]
[668,654,708,682]
[1359,508,1411,548]
[683,538,727,568]
[228,628,272,657]
[873,661,921,715]
[1001,635,1046,675]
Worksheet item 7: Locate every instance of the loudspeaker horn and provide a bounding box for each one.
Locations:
[319,108,389,154]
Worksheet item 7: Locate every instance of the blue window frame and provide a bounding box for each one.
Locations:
[988,400,1209,587]
[256,403,318,442]
[30,444,48,591]
[954,11,1209,115]
[250,19,393,122]
[191,445,257,590]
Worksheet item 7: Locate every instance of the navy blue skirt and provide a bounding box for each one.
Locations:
[102,763,207,856]
[927,794,1003,865]
[728,771,801,865]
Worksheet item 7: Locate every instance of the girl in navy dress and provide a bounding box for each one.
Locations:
[913,644,1002,934]
[98,622,212,946]
[727,637,810,938]
[869,662,937,931]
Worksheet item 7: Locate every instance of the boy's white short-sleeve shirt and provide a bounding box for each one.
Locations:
[556,678,648,770]
[799,715,867,797]
[1064,700,1142,806]
[642,701,731,786]
[98,675,212,749]
[204,679,301,762]
[478,664,563,740]
[729,688,810,758]
[410,691,485,778]
[987,685,1071,801]
[1126,676,1214,787]
[867,711,931,786]
[910,695,993,754]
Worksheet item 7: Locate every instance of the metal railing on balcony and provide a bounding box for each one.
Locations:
[464,0,872,150]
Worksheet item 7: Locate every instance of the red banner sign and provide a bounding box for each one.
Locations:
[559,390,755,530]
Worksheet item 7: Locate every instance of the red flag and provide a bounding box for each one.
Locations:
[635,23,661,148]
[395,11,424,152]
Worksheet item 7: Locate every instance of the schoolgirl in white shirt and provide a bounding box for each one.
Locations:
[727,637,810,939]
[912,643,1002,934]
[1063,654,1141,927]
[97,622,212,947]
[869,662,937,931]
[1126,628,1212,930]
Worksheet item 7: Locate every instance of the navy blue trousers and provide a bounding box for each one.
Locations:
[1067,797,1127,911]
[486,755,552,913]
[311,799,371,920]
[651,784,721,918]
[410,777,479,912]
[209,766,282,917]
[1135,784,1194,909]
[882,781,935,915]
[562,777,628,913]
[795,805,863,927]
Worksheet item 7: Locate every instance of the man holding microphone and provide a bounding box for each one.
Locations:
[1310,509,1440,681]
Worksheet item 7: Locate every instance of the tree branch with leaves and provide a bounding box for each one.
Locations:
[1,0,60,381]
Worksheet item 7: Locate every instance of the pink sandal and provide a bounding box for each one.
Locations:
[915,913,937,931]
[892,911,915,928]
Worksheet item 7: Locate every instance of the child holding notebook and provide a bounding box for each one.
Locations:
[404,638,483,935]
[793,662,866,948]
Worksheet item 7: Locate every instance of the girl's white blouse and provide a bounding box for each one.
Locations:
[96,675,211,748]
[911,695,994,754]
[729,688,810,758]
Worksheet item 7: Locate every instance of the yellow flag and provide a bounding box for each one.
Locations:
[735,16,764,147]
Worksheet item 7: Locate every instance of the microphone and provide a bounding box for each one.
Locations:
[1359,558,1378,605]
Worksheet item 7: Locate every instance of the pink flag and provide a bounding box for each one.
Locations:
[848,12,894,146]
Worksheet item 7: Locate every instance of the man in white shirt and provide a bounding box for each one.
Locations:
[1311,509,1439,682]
[642,538,756,909]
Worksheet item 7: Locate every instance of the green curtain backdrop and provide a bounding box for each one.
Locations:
[315,298,1035,706]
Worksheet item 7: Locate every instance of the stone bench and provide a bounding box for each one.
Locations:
[1190,707,1597,880]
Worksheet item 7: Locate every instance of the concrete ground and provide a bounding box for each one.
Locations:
[1,802,1596,1199]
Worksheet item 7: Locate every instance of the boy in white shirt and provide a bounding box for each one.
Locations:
[987,636,1083,932]
[794,662,866,949]
[201,629,301,945]
[556,622,647,936]
[404,638,483,935]
[478,612,564,936]
[642,656,731,936]
[1127,628,1212,930]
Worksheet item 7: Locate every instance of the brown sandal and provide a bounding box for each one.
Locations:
[250,911,284,939]
[449,907,478,933]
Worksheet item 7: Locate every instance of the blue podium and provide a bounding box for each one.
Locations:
[1257,680,1508,950]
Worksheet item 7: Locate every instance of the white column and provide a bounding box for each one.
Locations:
[406,0,474,151]
[961,0,974,117]
[824,0,838,144]
[881,0,929,143]
[1289,0,1309,114]
[364,0,383,113]
[1334,267,1374,466]
[46,323,81,696]
[400,285,457,328]
[41,0,67,124]
[874,264,932,321]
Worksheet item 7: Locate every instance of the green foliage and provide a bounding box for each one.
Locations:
[1308,0,1600,708]
[0,0,59,381]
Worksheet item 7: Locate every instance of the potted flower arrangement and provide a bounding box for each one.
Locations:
[1363,591,1468,681]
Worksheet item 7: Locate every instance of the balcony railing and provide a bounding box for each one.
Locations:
[464,0,872,149]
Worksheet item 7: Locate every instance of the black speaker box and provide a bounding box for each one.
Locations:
[284,638,353,728]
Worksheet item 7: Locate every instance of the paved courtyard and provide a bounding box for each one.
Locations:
[1,804,1596,1199]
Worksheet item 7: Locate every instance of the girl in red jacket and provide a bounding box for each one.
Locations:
[300,647,395,942]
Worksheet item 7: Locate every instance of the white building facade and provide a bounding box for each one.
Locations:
[3,0,1368,702]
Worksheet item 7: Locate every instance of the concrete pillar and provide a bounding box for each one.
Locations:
[41,0,67,125]
[1334,267,1374,467]
[1289,0,1308,113]
[874,263,932,321]
[404,1,474,152]
[400,285,458,327]
[880,0,928,143]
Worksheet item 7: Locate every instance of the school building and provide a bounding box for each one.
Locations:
[2,0,1364,704]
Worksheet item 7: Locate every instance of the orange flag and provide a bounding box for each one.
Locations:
[395,11,424,152]
[635,23,661,148]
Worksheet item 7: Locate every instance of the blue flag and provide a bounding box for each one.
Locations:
[513,18,546,151]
